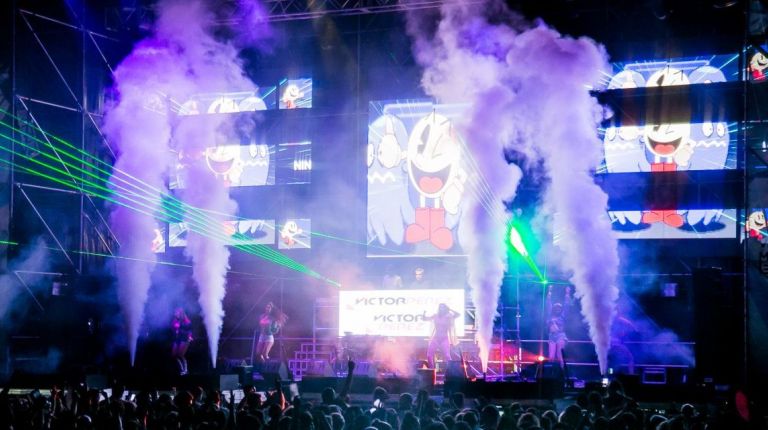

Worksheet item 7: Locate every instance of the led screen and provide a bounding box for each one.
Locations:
[278,219,311,249]
[279,79,312,109]
[170,144,275,189]
[744,208,768,242]
[748,46,768,82]
[367,100,471,257]
[174,88,278,115]
[601,53,739,90]
[169,219,277,247]
[600,56,738,173]
[598,54,738,239]
[607,209,737,239]
[338,289,464,337]
[276,141,312,185]
[601,121,736,174]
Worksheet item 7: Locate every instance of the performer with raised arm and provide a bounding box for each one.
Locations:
[171,307,193,375]
[255,302,288,362]
[424,303,460,368]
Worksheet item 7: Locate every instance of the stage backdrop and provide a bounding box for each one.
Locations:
[338,289,464,337]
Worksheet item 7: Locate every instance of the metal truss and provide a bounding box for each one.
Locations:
[11,3,121,276]
[107,0,449,28]
[241,0,446,22]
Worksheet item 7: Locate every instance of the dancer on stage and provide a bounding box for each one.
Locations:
[171,307,193,375]
[424,303,460,368]
[546,286,571,367]
[255,302,288,362]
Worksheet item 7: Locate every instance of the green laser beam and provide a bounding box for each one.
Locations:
[2,239,310,278]
[0,122,325,274]
[0,143,325,279]
[0,113,239,222]
[0,129,315,271]
[2,114,461,266]
[1,114,466,267]
[506,221,547,283]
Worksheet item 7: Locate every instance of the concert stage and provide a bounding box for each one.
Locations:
[3,0,765,418]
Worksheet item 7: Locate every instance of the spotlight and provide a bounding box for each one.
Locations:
[508,226,529,257]
[536,355,546,363]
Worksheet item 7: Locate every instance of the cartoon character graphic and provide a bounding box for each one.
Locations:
[604,64,730,231]
[151,228,165,253]
[750,51,768,81]
[404,112,466,250]
[367,114,414,246]
[205,145,243,186]
[280,220,302,247]
[746,210,767,240]
[640,67,695,227]
[241,143,271,186]
[281,84,303,109]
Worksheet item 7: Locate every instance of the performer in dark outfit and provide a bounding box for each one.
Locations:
[171,307,193,375]
[255,302,288,362]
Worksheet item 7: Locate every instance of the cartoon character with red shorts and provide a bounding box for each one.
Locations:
[750,51,768,81]
[404,113,465,250]
[640,67,694,227]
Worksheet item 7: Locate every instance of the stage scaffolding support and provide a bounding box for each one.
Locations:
[744,0,768,400]
[9,1,121,278]
[106,0,464,27]
[2,1,121,375]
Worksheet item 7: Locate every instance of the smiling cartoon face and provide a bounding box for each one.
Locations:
[643,67,691,157]
[644,122,691,157]
[407,113,460,198]
[282,84,303,103]
[281,220,300,237]
[280,220,302,246]
[751,52,768,75]
[205,145,240,176]
[747,211,767,232]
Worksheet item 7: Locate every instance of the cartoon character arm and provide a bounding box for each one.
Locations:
[674,138,695,167]
[441,167,467,215]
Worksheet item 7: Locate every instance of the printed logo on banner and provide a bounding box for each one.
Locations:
[338,289,464,337]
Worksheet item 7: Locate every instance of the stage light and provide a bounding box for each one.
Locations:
[536,355,546,362]
[506,220,547,283]
[508,225,528,257]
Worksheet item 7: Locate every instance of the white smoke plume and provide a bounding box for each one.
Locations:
[407,1,619,373]
[105,0,267,366]
[0,238,50,321]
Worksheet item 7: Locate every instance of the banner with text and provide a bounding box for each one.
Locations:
[338,289,465,337]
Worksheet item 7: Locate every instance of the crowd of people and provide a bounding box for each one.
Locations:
[0,360,750,430]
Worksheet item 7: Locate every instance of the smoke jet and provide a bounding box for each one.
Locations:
[407,1,619,373]
[105,0,268,366]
